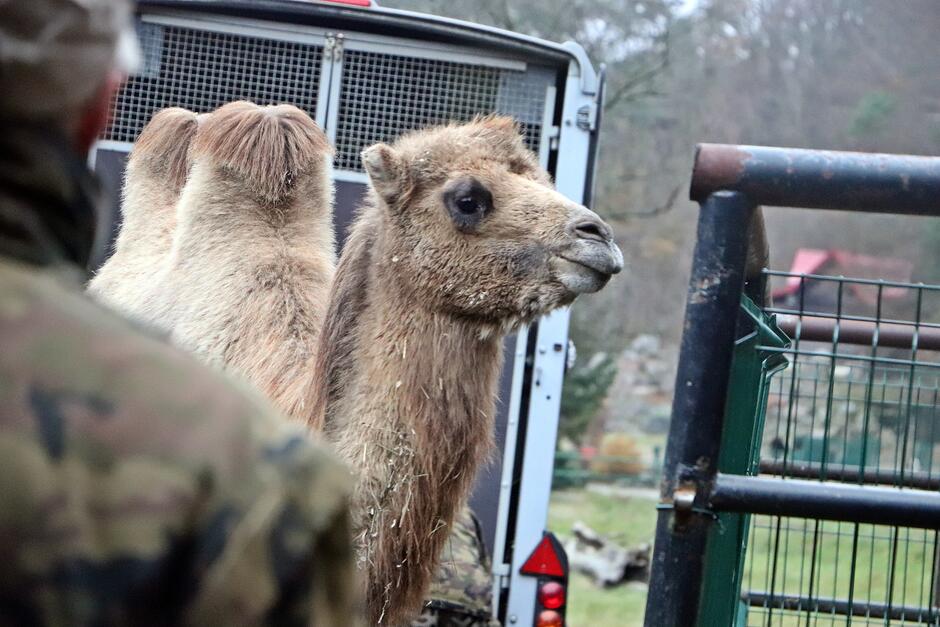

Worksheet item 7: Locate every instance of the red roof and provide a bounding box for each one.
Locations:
[772,248,913,304]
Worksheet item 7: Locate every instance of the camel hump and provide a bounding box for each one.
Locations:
[130,107,200,191]
[191,101,333,203]
[473,113,519,133]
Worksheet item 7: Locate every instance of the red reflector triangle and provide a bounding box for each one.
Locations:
[520,536,565,577]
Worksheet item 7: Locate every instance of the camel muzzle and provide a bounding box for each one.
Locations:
[565,209,623,272]
[553,207,623,294]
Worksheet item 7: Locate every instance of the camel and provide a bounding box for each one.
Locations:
[89,101,336,418]
[90,107,622,625]
[88,107,199,317]
[309,116,623,624]
[151,101,336,417]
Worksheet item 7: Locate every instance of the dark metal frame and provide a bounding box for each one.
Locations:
[644,144,940,626]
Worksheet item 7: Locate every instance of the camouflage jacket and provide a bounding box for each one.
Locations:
[0,127,359,626]
[414,508,501,627]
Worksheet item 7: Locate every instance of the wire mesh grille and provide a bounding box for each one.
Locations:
[334,50,553,171]
[103,21,323,143]
[742,271,940,626]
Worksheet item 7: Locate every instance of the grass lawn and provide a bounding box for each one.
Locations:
[547,488,659,627]
[546,488,938,626]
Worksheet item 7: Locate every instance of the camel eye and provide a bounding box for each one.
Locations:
[444,178,492,232]
[456,195,482,215]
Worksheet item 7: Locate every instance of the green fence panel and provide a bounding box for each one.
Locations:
[696,295,789,627]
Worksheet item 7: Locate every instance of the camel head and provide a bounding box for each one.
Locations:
[361,115,623,328]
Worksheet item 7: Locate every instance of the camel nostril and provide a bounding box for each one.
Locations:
[572,220,610,242]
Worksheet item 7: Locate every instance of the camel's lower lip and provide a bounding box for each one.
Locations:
[552,256,615,294]
[558,255,617,278]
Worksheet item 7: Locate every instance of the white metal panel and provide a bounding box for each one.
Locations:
[314,33,337,129]
[502,57,595,626]
[142,13,331,45]
[340,36,526,71]
[489,328,532,605]
[322,34,346,147]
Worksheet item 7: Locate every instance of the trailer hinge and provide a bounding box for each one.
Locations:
[576,102,598,132]
[323,33,345,61]
[492,563,511,598]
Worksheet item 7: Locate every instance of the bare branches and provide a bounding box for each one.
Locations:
[624,184,681,219]
[484,0,517,31]
[604,28,672,111]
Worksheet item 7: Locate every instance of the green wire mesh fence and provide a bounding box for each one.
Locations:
[739,271,940,626]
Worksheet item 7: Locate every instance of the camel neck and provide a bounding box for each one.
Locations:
[360,280,503,431]
[325,272,504,623]
[311,211,508,624]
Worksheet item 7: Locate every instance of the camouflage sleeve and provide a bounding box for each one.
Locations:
[184,427,361,627]
[414,506,501,627]
[0,262,360,626]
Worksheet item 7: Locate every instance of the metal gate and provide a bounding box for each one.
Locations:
[645,144,940,626]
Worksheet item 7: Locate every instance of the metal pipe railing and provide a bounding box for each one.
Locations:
[643,190,757,626]
[758,459,940,491]
[775,314,940,351]
[691,144,940,215]
[744,591,939,622]
[709,473,940,530]
[646,144,940,627]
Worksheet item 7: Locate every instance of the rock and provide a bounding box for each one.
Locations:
[562,521,651,588]
[630,334,661,355]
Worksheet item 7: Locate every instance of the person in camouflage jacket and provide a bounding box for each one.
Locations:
[416,509,502,627]
[0,1,359,625]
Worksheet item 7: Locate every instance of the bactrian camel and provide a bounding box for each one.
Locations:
[88,107,199,315]
[309,116,623,624]
[91,101,336,418]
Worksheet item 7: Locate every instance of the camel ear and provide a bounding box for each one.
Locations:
[362,143,407,205]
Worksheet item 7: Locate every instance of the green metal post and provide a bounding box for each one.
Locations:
[695,296,789,626]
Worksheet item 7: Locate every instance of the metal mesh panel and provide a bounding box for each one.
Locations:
[741,272,940,626]
[745,517,938,626]
[334,50,553,171]
[103,21,322,143]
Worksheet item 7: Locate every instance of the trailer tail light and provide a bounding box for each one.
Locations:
[538,581,565,609]
[520,532,569,626]
[520,534,566,577]
[536,609,564,627]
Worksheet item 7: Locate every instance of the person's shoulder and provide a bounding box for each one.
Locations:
[0,259,346,484]
[0,259,355,623]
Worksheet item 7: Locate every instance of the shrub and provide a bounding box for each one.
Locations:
[591,432,645,477]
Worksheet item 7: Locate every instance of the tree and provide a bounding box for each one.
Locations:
[559,352,618,446]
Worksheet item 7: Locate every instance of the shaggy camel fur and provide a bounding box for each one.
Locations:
[155,101,336,417]
[91,102,336,418]
[309,116,623,625]
[88,107,199,316]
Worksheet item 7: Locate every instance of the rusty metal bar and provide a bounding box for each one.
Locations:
[758,459,940,491]
[775,315,940,351]
[644,191,756,627]
[691,144,940,215]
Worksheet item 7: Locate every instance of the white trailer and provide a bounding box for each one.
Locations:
[91,2,604,623]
